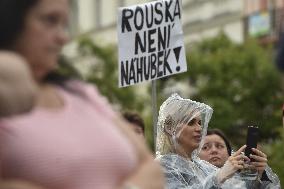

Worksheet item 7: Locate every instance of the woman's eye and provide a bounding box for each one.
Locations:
[39,14,69,31]
[41,13,68,27]
[202,146,209,150]
[187,118,201,126]
[217,144,225,149]
[42,15,59,25]
[187,119,195,126]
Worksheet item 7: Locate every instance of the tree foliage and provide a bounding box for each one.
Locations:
[163,33,283,144]
[62,34,283,153]
[77,37,147,112]
[76,37,156,147]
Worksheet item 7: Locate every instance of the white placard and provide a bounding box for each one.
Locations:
[117,0,187,87]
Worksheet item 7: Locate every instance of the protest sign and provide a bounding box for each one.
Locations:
[117,0,187,87]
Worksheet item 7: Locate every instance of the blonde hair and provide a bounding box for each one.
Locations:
[156,94,213,158]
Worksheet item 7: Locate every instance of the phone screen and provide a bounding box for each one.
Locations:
[245,126,259,161]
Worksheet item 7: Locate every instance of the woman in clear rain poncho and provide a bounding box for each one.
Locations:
[155,94,280,189]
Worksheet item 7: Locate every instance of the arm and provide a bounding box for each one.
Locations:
[245,148,281,189]
[72,83,165,189]
[258,165,281,189]
[114,116,164,189]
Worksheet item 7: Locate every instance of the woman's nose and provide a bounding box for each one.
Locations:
[209,144,219,153]
[55,26,70,45]
[195,124,201,131]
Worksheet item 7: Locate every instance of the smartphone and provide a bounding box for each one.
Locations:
[245,126,259,161]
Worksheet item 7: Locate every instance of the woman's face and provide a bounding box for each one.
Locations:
[13,0,70,80]
[177,115,202,154]
[198,134,229,168]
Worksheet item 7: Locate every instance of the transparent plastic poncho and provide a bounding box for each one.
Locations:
[155,93,281,189]
[156,93,213,159]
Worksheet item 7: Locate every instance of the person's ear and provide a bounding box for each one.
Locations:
[164,116,175,136]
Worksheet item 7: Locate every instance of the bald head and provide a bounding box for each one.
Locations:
[0,51,38,117]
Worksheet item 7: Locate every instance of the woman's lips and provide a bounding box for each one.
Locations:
[210,157,221,162]
[194,135,201,142]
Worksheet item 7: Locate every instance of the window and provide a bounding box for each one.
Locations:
[69,0,79,35]
[95,0,102,28]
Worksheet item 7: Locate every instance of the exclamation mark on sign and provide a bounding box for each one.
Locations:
[173,46,182,72]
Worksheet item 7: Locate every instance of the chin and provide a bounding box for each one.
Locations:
[45,60,58,72]
[34,66,57,81]
[209,161,221,167]
[192,144,199,151]
[214,163,222,168]
[195,142,200,148]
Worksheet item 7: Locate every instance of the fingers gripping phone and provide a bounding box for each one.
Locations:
[245,126,259,161]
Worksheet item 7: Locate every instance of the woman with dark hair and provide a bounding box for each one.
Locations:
[123,111,145,139]
[199,129,232,168]
[0,0,164,189]
[199,129,280,187]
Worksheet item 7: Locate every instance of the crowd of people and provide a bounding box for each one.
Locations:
[0,0,282,189]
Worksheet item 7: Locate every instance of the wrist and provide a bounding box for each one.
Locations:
[216,169,226,184]
[212,173,222,187]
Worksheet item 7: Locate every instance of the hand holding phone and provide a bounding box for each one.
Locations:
[238,126,260,180]
[244,126,259,161]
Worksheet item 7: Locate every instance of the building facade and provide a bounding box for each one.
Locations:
[243,0,284,44]
[64,0,246,74]
[67,0,244,46]
[63,0,284,81]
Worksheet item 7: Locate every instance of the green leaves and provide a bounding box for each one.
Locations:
[77,37,145,111]
[61,34,283,153]
[77,37,154,148]
[169,34,283,143]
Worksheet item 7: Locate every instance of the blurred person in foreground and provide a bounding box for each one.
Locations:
[155,93,280,189]
[0,51,38,117]
[0,53,43,189]
[0,180,46,189]
[123,111,145,140]
[0,0,164,189]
